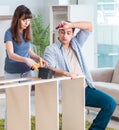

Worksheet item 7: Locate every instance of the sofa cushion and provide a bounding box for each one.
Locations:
[91,68,114,82]
[112,60,119,84]
[93,82,119,104]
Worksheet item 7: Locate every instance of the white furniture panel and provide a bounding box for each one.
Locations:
[62,78,85,130]
[35,81,59,130]
[0,76,85,130]
[6,85,31,130]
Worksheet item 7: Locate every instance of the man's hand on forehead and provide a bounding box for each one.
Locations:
[56,21,71,30]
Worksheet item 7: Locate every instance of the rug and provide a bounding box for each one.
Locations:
[85,120,115,130]
[0,116,115,130]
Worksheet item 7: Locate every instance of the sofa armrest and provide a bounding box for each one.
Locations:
[90,68,114,82]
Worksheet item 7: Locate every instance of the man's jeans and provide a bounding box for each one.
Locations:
[85,86,117,130]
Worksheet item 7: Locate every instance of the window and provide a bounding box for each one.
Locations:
[97,0,119,67]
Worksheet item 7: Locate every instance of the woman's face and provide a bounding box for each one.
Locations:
[19,16,31,31]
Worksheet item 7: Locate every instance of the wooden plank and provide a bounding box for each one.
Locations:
[0,77,32,84]
[35,81,59,130]
[6,85,31,130]
[0,77,72,89]
[62,77,85,130]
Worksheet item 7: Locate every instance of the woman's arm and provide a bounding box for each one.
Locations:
[29,47,41,61]
[29,47,47,67]
[5,41,36,67]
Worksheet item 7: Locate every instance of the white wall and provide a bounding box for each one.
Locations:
[0,20,11,76]
[77,0,97,68]
[0,0,42,14]
[41,0,59,26]
[76,0,97,69]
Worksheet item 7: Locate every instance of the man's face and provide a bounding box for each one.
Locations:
[58,28,74,45]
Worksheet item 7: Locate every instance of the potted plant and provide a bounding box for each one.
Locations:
[31,13,50,57]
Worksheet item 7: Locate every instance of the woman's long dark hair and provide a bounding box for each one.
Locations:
[11,5,32,43]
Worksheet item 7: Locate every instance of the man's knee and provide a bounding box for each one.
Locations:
[106,96,117,112]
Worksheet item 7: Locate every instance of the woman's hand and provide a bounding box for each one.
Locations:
[24,58,37,68]
[38,57,47,67]
[30,57,47,70]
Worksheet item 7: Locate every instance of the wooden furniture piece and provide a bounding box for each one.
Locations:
[0,76,85,130]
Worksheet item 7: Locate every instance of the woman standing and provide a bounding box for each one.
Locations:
[4,5,47,130]
[4,5,46,79]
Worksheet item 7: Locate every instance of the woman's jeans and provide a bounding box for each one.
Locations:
[86,86,117,130]
[4,71,32,79]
